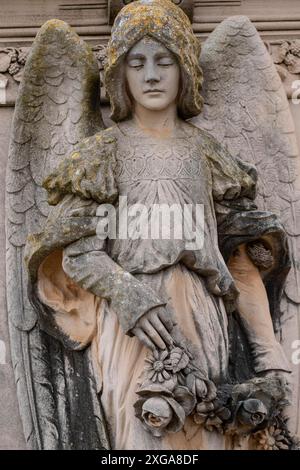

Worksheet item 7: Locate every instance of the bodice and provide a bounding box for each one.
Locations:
[114,125,211,187]
[107,123,237,300]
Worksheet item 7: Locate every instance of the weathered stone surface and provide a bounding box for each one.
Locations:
[2,0,300,451]
[0,107,25,450]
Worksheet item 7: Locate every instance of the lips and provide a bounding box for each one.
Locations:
[144,89,164,93]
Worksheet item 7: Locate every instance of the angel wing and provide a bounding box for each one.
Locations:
[6,20,110,449]
[191,15,300,435]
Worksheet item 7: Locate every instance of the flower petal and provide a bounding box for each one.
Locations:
[153,350,159,360]
[162,370,171,380]
[276,442,289,450]
[161,350,169,361]
[145,357,154,364]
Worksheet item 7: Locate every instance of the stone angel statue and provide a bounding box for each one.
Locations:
[6,0,300,450]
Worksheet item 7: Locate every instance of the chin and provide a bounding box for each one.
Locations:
[142,101,170,111]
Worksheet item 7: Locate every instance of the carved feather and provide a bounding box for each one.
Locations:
[6,20,105,449]
[192,15,300,434]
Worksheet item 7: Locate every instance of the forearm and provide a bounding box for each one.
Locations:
[62,236,166,335]
[228,244,291,373]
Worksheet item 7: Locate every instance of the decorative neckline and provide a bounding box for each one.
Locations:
[116,119,196,141]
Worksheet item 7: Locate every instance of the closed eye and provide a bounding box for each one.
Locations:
[127,58,144,68]
[157,62,173,67]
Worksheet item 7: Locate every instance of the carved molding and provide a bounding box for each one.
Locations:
[195,0,241,6]
[108,0,195,24]
[266,40,300,98]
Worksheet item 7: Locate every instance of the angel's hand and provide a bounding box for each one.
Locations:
[131,306,176,351]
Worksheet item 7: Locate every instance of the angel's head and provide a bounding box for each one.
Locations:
[104,0,203,122]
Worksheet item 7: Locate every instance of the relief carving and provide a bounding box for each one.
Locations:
[0,47,29,82]
[267,40,300,98]
[5,0,300,450]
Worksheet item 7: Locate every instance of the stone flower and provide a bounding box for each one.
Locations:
[134,393,185,438]
[254,426,289,450]
[169,347,190,373]
[145,347,190,383]
[145,349,173,383]
[141,396,173,437]
[194,400,231,433]
[236,398,268,428]
[173,385,197,415]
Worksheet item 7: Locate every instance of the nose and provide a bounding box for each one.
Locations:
[144,60,160,83]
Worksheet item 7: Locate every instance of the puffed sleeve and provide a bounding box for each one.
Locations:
[205,137,258,226]
[43,128,119,206]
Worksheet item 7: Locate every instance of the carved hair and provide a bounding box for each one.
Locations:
[104,0,203,121]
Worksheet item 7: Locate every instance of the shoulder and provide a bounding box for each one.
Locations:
[184,122,257,199]
[43,126,119,205]
[186,122,257,176]
[183,122,226,152]
[73,126,119,155]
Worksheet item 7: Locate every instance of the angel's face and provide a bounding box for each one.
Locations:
[125,36,180,113]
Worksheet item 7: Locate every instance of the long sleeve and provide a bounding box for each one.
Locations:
[62,235,166,335]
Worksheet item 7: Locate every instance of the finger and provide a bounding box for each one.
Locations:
[150,316,174,347]
[157,309,175,332]
[132,327,156,351]
[142,321,166,350]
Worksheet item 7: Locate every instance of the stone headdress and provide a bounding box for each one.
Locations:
[104,0,203,121]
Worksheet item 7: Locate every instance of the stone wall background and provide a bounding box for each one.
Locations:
[1,0,300,450]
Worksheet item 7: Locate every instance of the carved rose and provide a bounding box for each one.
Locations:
[134,394,185,437]
[141,397,173,437]
[236,398,268,428]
